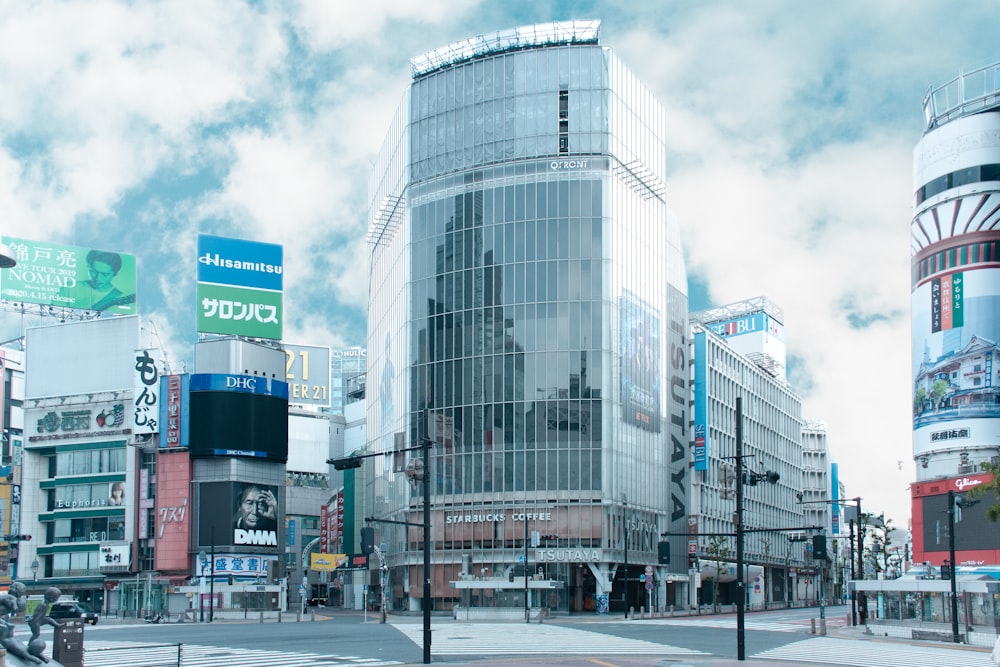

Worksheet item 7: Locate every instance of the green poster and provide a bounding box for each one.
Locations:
[197,282,283,340]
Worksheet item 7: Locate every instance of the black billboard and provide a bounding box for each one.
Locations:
[188,374,289,462]
[197,481,281,550]
[921,492,1000,553]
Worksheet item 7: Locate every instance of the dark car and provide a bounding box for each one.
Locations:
[47,601,99,625]
[307,597,327,607]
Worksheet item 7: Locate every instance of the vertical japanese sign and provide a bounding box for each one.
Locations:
[319,505,329,553]
[133,349,160,435]
[139,469,153,539]
[196,234,283,340]
[155,452,192,571]
[335,491,344,545]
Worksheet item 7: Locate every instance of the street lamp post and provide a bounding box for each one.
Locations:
[733,397,780,662]
[198,550,206,623]
[946,489,978,644]
[329,427,433,664]
[797,496,862,626]
[623,495,629,620]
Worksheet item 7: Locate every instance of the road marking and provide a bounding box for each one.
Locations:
[81,641,404,667]
[754,636,996,667]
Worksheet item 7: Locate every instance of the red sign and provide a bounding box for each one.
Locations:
[154,451,192,571]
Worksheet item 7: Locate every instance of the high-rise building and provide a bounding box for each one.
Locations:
[365,21,689,613]
[329,347,367,416]
[910,60,1000,569]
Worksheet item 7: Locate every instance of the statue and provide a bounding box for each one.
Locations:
[0,583,63,664]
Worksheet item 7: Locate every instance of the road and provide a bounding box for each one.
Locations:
[27,605,995,667]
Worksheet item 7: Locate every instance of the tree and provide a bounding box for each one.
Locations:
[704,535,731,613]
[968,460,1000,521]
[929,379,949,409]
[862,512,894,578]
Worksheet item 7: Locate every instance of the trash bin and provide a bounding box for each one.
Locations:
[53,619,85,667]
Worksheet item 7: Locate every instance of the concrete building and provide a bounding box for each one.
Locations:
[365,20,690,614]
[690,300,808,610]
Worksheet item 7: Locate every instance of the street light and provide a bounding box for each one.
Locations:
[329,427,432,665]
[622,494,629,619]
[946,490,979,644]
[733,396,780,662]
[797,496,863,626]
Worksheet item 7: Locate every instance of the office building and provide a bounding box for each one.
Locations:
[366,20,690,613]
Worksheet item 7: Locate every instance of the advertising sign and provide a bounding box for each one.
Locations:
[133,349,160,436]
[620,290,661,432]
[232,483,279,548]
[1,236,137,313]
[693,331,709,471]
[195,553,272,577]
[28,402,129,443]
[319,505,329,554]
[196,234,283,340]
[284,344,331,407]
[99,544,131,572]
[188,374,289,462]
[154,451,192,571]
[310,553,347,572]
[159,373,189,448]
[912,266,1000,456]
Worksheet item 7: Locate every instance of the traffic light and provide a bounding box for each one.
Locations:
[940,564,952,580]
[657,541,671,564]
[360,527,375,555]
[332,456,363,470]
[7,534,30,542]
[812,535,828,560]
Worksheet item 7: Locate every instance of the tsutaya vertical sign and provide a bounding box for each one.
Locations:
[133,349,160,436]
[196,234,283,340]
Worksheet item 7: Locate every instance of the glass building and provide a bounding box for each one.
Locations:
[367,21,690,614]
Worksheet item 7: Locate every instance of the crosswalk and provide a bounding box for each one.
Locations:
[753,636,997,667]
[82,641,404,667]
[390,621,709,656]
[632,616,824,633]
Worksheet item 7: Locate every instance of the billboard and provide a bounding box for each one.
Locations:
[912,265,1000,456]
[159,374,190,448]
[133,349,161,436]
[25,316,139,399]
[197,481,281,551]
[1,237,137,314]
[620,290,661,432]
[284,343,331,407]
[154,451,191,571]
[196,234,283,340]
[693,331,709,471]
[310,553,347,572]
[188,374,289,462]
[917,478,1000,561]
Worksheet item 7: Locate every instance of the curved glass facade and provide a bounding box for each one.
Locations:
[368,24,688,613]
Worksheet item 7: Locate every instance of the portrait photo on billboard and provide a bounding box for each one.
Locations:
[911,266,1000,435]
[233,483,279,547]
[620,290,661,432]
[107,481,125,506]
[0,237,137,314]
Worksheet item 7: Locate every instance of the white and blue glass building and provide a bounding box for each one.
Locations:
[366,21,690,613]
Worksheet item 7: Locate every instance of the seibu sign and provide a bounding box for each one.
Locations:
[445,510,552,525]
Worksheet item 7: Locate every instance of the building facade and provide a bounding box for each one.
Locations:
[366,21,690,613]
[689,302,808,610]
[910,61,1000,569]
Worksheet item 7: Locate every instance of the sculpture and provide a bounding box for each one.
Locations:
[0,583,63,664]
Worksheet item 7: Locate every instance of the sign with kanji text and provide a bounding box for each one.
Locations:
[133,349,160,435]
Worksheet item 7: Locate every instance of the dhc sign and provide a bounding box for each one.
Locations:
[190,373,289,399]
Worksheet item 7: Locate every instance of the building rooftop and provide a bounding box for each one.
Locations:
[410,20,601,79]
[923,60,1000,133]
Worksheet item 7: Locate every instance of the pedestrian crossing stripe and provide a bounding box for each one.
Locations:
[82,641,403,667]
[390,621,709,656]
[635,617,814,633]
[754,636,997,667]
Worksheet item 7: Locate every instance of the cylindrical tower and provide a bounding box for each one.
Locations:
[910,62,1000,571]
[911,62,1000,479]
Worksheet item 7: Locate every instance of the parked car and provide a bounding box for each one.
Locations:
[47,601,99,625]
[307,596,327,607]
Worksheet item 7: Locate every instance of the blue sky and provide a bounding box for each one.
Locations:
[1,1,997,523]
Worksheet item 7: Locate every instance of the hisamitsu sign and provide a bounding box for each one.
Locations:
[197,234,283,340]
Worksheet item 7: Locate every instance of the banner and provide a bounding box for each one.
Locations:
[196,234,283,339]
[0,237,137,313]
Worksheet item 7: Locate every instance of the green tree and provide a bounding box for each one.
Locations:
[704,535,731,613]
[862,512,894,577]
[968,460,1000,521]
[929,379,949,409]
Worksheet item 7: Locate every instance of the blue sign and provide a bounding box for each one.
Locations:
[288,519,296,546]
[693,331,709,471]
[190,373,289,399]
[197,234,283,291]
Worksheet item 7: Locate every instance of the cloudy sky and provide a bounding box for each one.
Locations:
[1,1,996,523]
